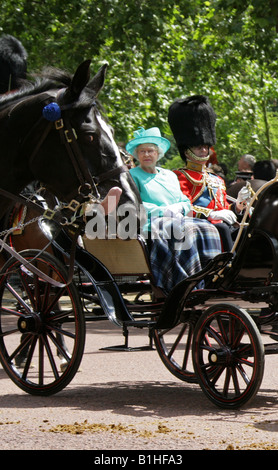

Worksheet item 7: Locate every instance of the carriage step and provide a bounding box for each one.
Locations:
[124,320,156,328]
[99,321,156,352]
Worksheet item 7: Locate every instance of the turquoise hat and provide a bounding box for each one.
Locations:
[126,127,171,159]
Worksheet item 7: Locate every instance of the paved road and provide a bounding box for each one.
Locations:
[0,318,278,451]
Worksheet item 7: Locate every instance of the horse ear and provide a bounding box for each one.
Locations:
[69,59,91,100]
[88,63,108,97]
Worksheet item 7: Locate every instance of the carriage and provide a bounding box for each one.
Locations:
[0,60,277,410]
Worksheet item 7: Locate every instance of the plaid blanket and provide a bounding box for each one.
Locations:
[148,217,222,293]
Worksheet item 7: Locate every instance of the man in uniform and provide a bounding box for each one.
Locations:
[168,95,247,251]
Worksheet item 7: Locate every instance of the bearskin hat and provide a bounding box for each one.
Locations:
[168,95,216,160]
[0,34,27,94]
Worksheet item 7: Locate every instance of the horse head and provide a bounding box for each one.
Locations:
[0,60,142,230]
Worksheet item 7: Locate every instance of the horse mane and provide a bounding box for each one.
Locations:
[0,66,96,109]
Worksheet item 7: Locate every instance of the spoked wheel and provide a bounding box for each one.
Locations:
[154,317,198,383]
[192,303,265,409]
[0,249,85,396]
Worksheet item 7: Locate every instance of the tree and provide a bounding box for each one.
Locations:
[1,0,278,178]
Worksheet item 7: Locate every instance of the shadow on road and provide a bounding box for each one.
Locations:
[0,378,277,420]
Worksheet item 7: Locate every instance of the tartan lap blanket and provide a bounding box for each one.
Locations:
[148,217,222,294]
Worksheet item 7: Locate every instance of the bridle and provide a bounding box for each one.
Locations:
[20,93,129,225]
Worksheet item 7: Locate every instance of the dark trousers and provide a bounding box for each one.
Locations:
[213,222,235,252]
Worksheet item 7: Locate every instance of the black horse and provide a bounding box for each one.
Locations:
[0,59,141,221]
[0,60,142,395]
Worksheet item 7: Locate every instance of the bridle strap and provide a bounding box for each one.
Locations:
[26,118,53,168]
[27,112,129,201]
[56,116,129,194]
[94,164,129,185]
[56,116,98,196]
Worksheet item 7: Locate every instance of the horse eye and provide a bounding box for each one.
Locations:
[83,134,94,143]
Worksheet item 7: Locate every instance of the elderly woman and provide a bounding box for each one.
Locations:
[126,127,222,293]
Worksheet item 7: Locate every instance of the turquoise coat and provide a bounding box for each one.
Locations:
[130,166,191,230]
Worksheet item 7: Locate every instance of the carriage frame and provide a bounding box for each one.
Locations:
[0,173,277,409]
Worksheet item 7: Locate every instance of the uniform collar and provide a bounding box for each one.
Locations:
[186,161,206,172]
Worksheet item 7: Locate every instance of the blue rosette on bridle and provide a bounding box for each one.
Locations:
[42,102,61,121]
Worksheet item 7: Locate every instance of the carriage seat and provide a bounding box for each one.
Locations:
[82,235,152,276]
[82,235,165,305]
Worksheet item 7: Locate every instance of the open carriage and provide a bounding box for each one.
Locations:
[0,60,277,410]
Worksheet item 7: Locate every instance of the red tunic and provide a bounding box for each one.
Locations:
[174,166,230,218]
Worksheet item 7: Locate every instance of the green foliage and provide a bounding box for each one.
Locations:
[162,154,184,171]
[1,0,278,177]
[269,113,278,160]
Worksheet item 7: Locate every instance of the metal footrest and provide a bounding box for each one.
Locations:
[100,321,156,352]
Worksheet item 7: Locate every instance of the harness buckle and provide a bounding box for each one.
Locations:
[55,118,64,130]
[65,199,80,212]
[65,128,77,143]
[42,208,56,220]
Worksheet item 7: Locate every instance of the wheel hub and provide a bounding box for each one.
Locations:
[18,314,42,334]
[209,347,233,365]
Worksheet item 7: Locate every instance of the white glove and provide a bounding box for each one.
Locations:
[163,203,184,218]
[237,186,251,203]
[236,186,252,212]
[208,209,237,225]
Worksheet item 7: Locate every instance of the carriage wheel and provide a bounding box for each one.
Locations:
[192,303,264,409]
[154,317,198,383]
[0,249,85,396]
